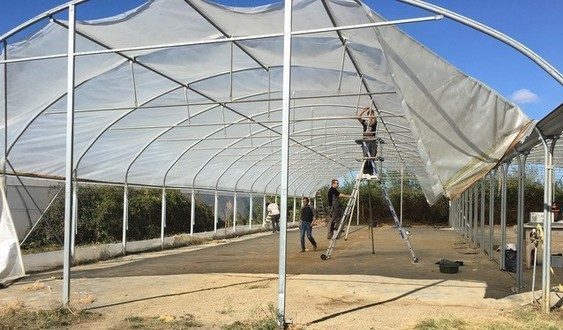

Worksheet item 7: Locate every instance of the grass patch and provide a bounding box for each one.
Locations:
[116,314,203,329]
[414,316,467,330]
[0,301,100,329]
[415,306,563,330]
[480,305,562,330]
[222,303,278,330]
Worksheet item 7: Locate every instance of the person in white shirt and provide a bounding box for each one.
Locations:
[266,201,280,233]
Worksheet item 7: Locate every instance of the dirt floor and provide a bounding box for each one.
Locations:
[1,224,562,329]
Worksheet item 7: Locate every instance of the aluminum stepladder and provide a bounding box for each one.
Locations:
[320,139,419,263]
[320,171,362,260]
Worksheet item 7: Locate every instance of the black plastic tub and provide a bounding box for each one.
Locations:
[439,260,459,274]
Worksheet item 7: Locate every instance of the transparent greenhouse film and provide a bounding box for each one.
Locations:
[0,177,26,285]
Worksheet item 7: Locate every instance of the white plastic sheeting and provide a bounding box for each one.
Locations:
[0,177,26,284]
[1,0,531,204]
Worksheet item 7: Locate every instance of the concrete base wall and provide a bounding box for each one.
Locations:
[22,223,298,273]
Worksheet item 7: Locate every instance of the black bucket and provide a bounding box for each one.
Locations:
[438,260,459,274]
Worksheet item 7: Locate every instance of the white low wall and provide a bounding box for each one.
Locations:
[22,223,299,273]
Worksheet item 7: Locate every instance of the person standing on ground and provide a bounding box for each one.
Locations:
[300,197,317,252]
[552,202,560,222]
[266,201,280,233]
[327,179,349,239]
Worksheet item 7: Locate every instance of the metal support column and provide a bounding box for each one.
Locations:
[71,182,78,257]
[356,184,360,226]
[122,184,128,254]
[292,196,296,223]
[540,135,557,313]
[161,188,166,249]
[249,193,253,229]
[62,3,76,307]
[500,162,509,270]
[516,153,527,290]
[480,179,485,251]
[469,186,474,243]
[233,192,237,232]
[400,168,404,226]
[278,0,292,325]
[213,190,218,233]
[190,189,195,235]
[262,194,267,227]
[489,171,495,260]
[473,184,478,244]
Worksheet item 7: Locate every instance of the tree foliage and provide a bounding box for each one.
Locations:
[22,185,214,250]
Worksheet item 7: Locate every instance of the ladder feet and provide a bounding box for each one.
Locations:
[413,257,419,263]
[320,254,328,260]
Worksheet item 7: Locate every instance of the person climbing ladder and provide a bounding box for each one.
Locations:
[357,106,378,175]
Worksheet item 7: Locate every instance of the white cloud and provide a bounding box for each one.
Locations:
[510,89,539,104]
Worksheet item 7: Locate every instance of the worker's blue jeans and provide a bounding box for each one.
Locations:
[300,221,317,250]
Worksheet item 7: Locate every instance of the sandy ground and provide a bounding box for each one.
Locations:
[1,225,562,329]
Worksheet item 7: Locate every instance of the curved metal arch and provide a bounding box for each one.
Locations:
[248,145,336,195]
[0,0,91,42]
[254,144,353,196]
[74,85,183,170]
[307,177,332,197]
[190,123,283,188]
[281,160,351,196]
[126,90,274,183]
[303,176,330,196]
[282,162,330,195]
[216,130,335,191]
[162,108,361,188]
[76,65,282,173]
[6,58,129,156]
[219,124,364,192]
[230,134,354,193]
[240,128,371,192]
[297,174,332,198]
[192,123,352,192]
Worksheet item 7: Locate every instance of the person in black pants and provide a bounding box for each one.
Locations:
[327,179,349,239]
[299,197,317,252]
[357,107,378,175]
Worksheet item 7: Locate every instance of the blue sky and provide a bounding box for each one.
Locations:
[1,0,561,120]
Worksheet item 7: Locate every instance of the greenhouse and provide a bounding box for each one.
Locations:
[0,0,561,326]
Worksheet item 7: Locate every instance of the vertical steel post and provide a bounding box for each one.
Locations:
[357,180,360,225]
[190,189,195,235]
[473,184,478,244]
[262,194,267,227]
[213,190,218,233]
[71,182,78,257]
[541,136,556,313]
[233,192,237,232]
[489,171,494,260]
[516,153,526,290]
[2,40,7,177]
[292,196,296,223]
[62,3,76,307]
[463,190,468,238]
[161,188,166,249]
[480,179,485,251]
[278,0,292,325]
[469,186,474,243]
[122,184,128,254]
[400,168,404,226]
[249,193,253,229]
[500,162,508,270]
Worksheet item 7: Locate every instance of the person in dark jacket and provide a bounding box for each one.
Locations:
[299,197,317,252]
[327,179,349,239]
